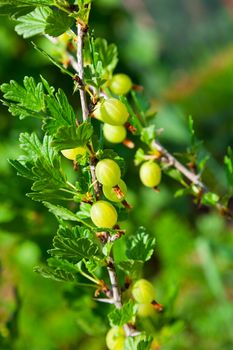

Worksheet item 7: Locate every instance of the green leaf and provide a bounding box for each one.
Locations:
[45,8,74,37]
[126,227,156,262]
[10,133,73,202]
[118,260,143,280]
[134,148,145,166]
[9,159,35,180]
[108,300,136,327]
[49,226,101,263]
[19,132,44,161]
[1,76,45,119]
[32,42,74,77]
[43,88,76,134]
[124,335,153,350]
[43,202,83,222]
[47,257,79,274]
[15,6,50,38]
[76,202,91,219]
[224,147,233,188]
[201,192,220,207]
[34,265,77,283]
[119,95,142,134]
[52,122,93,151]
[0,0,54,16]
[141,125,156,145]
[94,38,118,73]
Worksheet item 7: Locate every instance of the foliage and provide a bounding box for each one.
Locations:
[1,1,233,350]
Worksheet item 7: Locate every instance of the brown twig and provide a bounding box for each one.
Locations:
[152,140,206,190]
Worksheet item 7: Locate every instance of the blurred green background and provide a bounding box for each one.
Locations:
[1,0,233,349]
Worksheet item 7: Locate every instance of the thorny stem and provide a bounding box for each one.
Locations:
[152,140,206,190]
[77,23,89,121]
[76,22,134,336]
[152,140,233,219]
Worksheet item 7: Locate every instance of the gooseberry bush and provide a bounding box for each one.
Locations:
[1,1,233,349]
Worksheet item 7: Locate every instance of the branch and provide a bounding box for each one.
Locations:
[76,22,134,337]
[152,139,207,190]
[152,139,233,219]
[77,23,89,121]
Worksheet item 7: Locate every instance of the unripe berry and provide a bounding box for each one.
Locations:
[137,303,154,317]
[132,279,155,303]
[139,161,161,188]
[103,124,126,144]
[61,147,87,160]
[90,200,117,228]
[109,73,132,95]
[106,327,125,350]
[95,159,121,187]
[94,98,128,126]
[103,179,127,202]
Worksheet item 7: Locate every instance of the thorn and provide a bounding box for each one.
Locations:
[93,298,114,304]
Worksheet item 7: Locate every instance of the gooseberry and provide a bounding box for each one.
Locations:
[139,161,161,188]
[109,73,132,95]
[137,303,154,317]
[95,159,121,187]
[94,98,128,126]
[90,200,117,228]
[103,124,127,144]
[103,179,127,202]
[132,279,155,303]
[106,327,125,350]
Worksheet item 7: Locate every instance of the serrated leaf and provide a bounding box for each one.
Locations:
[9,159,35,179]
[49,226,101,263]
[34,265,77,282]
[43,202,83,222]
[141,125,156,145]
[126,227,156,262]
[0,0,53,16]
[118,260,143,279]
[47,257,78,274]
[15,6,50,38]
[108,300,136,327]
[45,8,74,37]
[134,148,145,166]
[43,88,76,133]
[52,122,93,151]
[77,202,91,219]
[10,133,74,202]
[94,38,118,73]
[1,76,45,119]
[124,335,153,350]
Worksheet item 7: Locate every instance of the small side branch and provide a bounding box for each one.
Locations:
[152,139,207,190]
